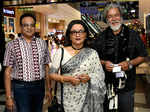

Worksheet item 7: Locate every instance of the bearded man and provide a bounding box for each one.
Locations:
[92,3,148,112]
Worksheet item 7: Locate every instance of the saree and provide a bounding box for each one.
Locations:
[49,48,106,112]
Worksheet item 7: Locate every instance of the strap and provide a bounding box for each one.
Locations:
[54,48,64,105]
[60,48,64,106]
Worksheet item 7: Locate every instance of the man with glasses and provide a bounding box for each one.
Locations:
[92,3,148,112]
[3,13,51,112]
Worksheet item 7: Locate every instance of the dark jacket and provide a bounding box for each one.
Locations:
[93,24,148,92]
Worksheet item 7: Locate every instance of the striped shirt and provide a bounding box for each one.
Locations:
[3,36,50,81]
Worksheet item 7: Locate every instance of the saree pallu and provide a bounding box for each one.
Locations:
[49,48,106,112]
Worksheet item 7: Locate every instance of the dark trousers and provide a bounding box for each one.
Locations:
[104,90,135,112]
[118,90,134,112]
[12,79,45,112]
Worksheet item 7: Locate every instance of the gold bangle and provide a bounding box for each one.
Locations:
[60,76,64,83]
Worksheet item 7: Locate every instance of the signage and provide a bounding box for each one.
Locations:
[3,8,15,17]
[80,1,139,21]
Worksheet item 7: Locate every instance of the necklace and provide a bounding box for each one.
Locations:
[71,45,83,50]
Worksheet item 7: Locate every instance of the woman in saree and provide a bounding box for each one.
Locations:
[49,20,106,112]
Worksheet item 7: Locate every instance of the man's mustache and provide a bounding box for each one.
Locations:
[111,20,120,24]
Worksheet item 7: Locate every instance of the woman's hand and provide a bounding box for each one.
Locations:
[45,90,52,103]
[69,76,80,86]
[78,74,90,83]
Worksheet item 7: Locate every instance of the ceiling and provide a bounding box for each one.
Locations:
[31,3,81,20]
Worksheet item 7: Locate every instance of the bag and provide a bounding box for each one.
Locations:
[48,96,65,112]
[48,48,65,112]
[115,71,127,90]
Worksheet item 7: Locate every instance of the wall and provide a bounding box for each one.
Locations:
[139,0,150,29]
[15,8,46,38]
[139,0,150,20]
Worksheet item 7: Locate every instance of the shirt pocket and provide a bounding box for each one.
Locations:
[39,49,46,64]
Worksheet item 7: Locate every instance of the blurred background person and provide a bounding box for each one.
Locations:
[140,28,147,47]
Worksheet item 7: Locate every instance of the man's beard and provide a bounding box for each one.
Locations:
[108,18,123,31]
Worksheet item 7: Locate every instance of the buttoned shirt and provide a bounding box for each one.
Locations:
[3,36,50,81]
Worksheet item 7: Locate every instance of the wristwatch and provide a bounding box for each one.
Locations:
[6,96,12,100]
[128,61,133,69]
[126,58,133,70]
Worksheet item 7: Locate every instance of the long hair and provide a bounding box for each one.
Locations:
[64,20,90,47]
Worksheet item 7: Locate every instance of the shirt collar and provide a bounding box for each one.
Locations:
[20,35,36,41]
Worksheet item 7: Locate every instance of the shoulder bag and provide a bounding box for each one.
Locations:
[48,48,65,112]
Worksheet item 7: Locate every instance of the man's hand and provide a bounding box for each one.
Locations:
[104,61,114,72]
[118,61,129,71]
[6,97,14,112]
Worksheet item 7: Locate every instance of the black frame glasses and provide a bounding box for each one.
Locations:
[70,30,85,35]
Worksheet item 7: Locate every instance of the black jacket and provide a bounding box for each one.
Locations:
[93,24,148,92]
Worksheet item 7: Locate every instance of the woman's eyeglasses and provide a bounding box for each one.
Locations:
[70,30,85,35]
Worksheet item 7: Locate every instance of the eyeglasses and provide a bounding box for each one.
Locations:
[70,30,85,35]
[22,23,35,28]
